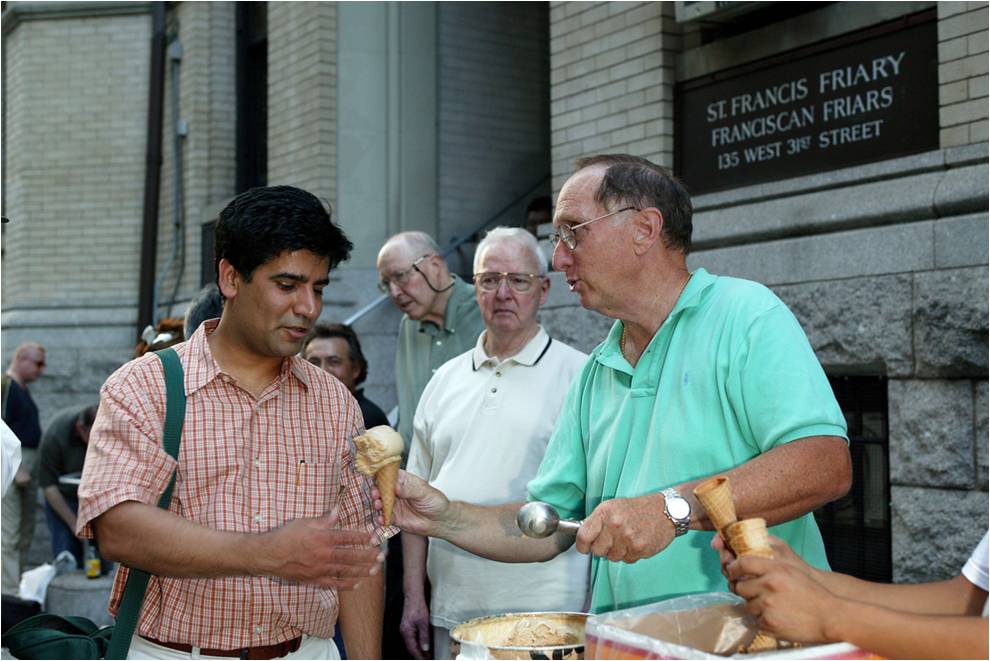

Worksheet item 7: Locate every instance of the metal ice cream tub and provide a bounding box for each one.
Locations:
[450,611,588,660]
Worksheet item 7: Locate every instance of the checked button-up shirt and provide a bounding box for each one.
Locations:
[77,319,395,649]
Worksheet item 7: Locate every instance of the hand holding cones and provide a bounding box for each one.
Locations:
[353,426,404,526]
[727,517,779,652]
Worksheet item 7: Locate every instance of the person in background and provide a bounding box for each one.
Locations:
[36,404,98,567]
[402,228,590,659]
[78,186,392,660]
[134,318,184,357]
[376,231,485,659]
[183,284,225,340]
[303,323,389,430]
[388,154,851,614]
[717,531,988,659]
[1,342,46,595]
[524,195,552,238]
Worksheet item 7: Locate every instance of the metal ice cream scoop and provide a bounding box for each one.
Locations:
[517,501,582,538]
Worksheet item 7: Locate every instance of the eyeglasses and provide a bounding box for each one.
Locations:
[473,272,544,293]
[549,206,639,250]
[307,355,345,369]
[377,255,431,293]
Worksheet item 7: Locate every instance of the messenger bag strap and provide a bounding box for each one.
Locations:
[105,347,186,660]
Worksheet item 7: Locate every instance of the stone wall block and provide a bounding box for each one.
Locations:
[975,380,988,490]
[889,379,975,488]
[933,162,990,217]
[890,486,988,583]
[539,306,615,355]
[773,275,914,376]
[913,267,989,376]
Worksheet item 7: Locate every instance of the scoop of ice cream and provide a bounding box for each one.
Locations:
[353,425,404,474]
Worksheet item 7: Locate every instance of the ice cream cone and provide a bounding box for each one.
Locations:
[727,518,772,558]
[745,630,779,653]
[376,460,400,526]
[693,476,737,537]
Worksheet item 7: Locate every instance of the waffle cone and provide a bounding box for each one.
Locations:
[745,630,779,653]
[727,518,772,558]
[376,461,399,526]
[694,476,737,537]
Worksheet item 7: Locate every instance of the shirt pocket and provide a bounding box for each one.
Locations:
[274,459,337,522]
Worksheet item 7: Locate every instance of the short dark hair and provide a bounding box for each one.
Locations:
[302,323,369,386]
[77,404,98,429]
[575,154,693,254]
[184,284,225,339]
[214,186,354,287]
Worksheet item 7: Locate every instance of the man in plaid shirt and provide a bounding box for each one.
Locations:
[78,186,395,660]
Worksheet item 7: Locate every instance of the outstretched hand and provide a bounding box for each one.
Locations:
[260,508,383,590]
[712,533,813,592]
[575,493,672,563]
[371,470,450,537]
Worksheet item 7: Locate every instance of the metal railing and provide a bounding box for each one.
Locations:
[343,175,550,326]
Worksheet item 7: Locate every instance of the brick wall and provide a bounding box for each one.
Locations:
[938,2,989,146]
[2,12,150,309]
[549,1,677,191]
[267,2,336,202]
[437,2,550,247]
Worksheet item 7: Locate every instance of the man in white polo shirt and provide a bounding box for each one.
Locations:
[401,227,589,659]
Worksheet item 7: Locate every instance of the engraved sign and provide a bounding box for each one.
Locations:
[675,14,937,194]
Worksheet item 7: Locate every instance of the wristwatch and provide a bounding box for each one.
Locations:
[661,487,691,537]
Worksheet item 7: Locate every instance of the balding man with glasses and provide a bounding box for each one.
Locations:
[390,154,852,616]
[400,227,588,659]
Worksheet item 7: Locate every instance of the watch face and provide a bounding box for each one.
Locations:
[667,497,690,520]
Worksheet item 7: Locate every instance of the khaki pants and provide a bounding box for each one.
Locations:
[1,447,38,595]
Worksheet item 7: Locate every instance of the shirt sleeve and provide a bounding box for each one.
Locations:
[76,368,177,539]
[35,431,60,490]
[727,302,848,453]
[962,530,989,593]
[526,363,590,520]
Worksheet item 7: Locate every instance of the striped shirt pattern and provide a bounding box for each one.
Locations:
[77,320,393,649]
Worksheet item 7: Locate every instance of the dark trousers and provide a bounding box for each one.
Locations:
[43,497,82,568]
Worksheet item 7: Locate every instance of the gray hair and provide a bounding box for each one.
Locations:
[474,227,547,276]
[184,284,225,339]
[381,231,441,260]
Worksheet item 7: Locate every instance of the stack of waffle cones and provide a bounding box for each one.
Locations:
[693,477,779,653]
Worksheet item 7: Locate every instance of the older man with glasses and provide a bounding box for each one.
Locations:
[400,227,589,659]
[390,154,852,617]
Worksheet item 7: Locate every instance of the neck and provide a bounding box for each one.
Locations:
[484,325,539,361]
[5,368,23,386]
[620,266,691,365]
[207,320,283,397]
[421,282,455,328]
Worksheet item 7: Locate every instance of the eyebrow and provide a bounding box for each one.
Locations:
[270,272,331,286]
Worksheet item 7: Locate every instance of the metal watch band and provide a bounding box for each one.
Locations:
[661,487,691,537]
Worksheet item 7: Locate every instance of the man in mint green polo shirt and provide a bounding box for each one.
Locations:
[388,155,851,614]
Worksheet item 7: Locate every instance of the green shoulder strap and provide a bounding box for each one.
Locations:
[104,347,186,660]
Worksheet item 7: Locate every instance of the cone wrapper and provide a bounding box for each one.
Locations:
[693,476,737,538]
[376,460,400,527]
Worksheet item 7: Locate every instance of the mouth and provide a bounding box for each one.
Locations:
[284,325,310,340]
[566,279,579,292]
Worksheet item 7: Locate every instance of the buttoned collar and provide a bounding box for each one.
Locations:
[184,318,311,395]
[472,326,552,371]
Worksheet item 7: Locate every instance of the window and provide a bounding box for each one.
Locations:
[815,375,891,582]
[236,2,267,192]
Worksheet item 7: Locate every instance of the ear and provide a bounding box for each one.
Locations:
[538,274,550,307]
[632,208,663,256]
[217,258,242,301]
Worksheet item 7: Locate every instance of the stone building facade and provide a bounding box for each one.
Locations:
[2,1,987,583]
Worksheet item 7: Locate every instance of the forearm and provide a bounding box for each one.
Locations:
[826,597,989,659]
[402,532,428,600]
[94,501,260,577]
[685,436,851,529]
[817,573,987,616]
[440,501,571,563]
[43,486,77,532]
[338,570,384,659]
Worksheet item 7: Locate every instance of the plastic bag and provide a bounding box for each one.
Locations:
[18,563,56,607]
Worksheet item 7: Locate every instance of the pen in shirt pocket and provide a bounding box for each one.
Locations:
[296,459,306,487]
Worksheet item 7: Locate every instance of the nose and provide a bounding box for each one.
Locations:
[386,280,405,299]
[495,277,513,298]
[551,240,572,272]
[295,287,321,320]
